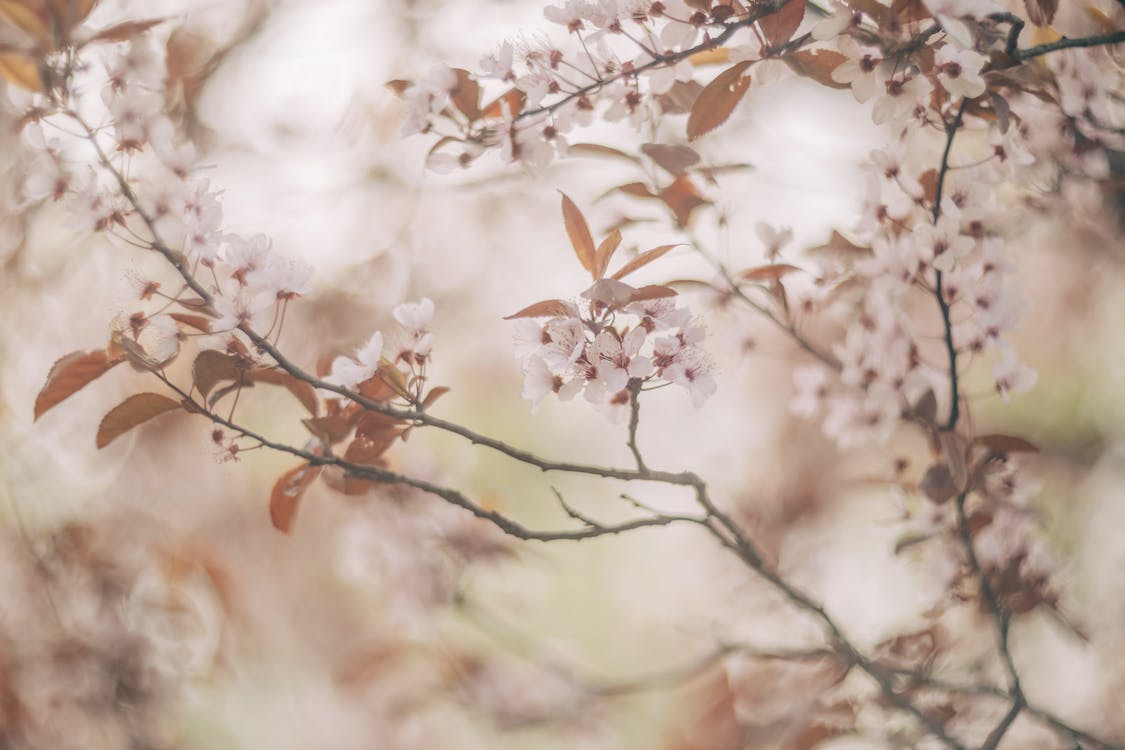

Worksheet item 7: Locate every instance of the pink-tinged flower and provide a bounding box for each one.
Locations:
[831,37,883,103]
[913,217,974,272]
[104,85,165,151]
[225,234,272,285]
[811,1,862,41]
[250,254,314,301]
[544,0,589,33]
[992,345,1037,402]
[480,42,517,82]
[663,355,716,407]
[755,221,793,260]
[210,280,275,333]
[182,180,224,265]
[872,73,931,125]
[868,144,922,198]
[522,355,583,411]
[934,44,987,100]
[627,298,691,331]
[325,331,384,389]
[22,133,70,202]
[791,365,831,418]
[400,65,458,137]
[388,297,435,364]
[70,171,126,234]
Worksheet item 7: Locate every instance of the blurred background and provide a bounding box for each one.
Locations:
[2,0,1124,747]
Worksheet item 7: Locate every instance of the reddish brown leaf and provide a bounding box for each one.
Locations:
[86,17,165,43]
[35,349,122,420]
[806,230,870,259]
[615,181,658,199]
[889,0,931,23]
[560,192,597,276]
[247,369,318,415]
[594,229,622,279]
[939,431,968,492]
[687,60,752,141]
[918,168,939,206]
[168,312,212,333]
[450,68,480,120]
[344,433,399,465]
[303,414,354,445]
[741,263,802,282]
[192,350,244,398]
[568,143,639,162]
[481,88,525,119]
[660,176,708,227]
[421,386,450,410]
[95,393,182,449]
[641,143,701,176]
[0,53,43,91]
[611,244,679,280]
[630,284,678,302]
[974,433,1040,455]
[269,462,322,534]
[758,0,805,47]
[0,2,49,45]
[783,49,849,90]
[385,79,411,97]
[846,0,888,23]
[1022,0,1057,25]
[503,299,573,320]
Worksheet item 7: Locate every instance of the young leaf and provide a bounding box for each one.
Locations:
[659,176,707,227]
[269,462,322,534]
[0,53,44,91]
[568,143,639,162]
[247,369,319,415]
[560,192,597,276]
[687,61,752,141]
[421,386,451,410]
[503,299,573,320]
[481,88,525,119]
[35,349,122,420]
[450,68,481,120]
[741,263,802,282]
[641,143,701,176]
[168,312,213,333]
[974,434,1040,455]
[783,49,849,90]
[758,0,805,47]
[630,284,678,302]
[303,414,354,445]
[594,229,622,279]
[192,350,244,398]
[611,244,679,280]
[95,393,182,449]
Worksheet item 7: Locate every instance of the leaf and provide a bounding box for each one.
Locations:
[687,47,731,67]
[939,431,968,493]
[641,143,701,176]
[568,143,639,162]
[0,1,48,44]
[909,389,937,425]
[192,350,244,398]
[503,299,574,320]
[889,0,930,22]
[659,176,708,227]
[481,87,525,119]
[559,193,597,276]
[95,393,182,449]
[974,433,1039,455]
[687,60,752,141]
[35,349,122,420]
[611,244,679,280]
[248,369,319,415]
[86,17,165,44]
[269,462,322,534]
[450,68,480,120]
[1022,0,1057,26]
[846,0,888,23]
[594,229,622,279]
[783,49,850,90]
[741,263,802,282]
[421,386,450,410]
[303,414,354,445]
[344,433,399,465]
[758,0,805,47]
[615,181,658,199]
[918,168,938,206]
[168,312,212,333]
[919,463,957,504]
[385,79,411,97]
[630,284,678,302]
[0,53,43,91]
[806,230,870,259]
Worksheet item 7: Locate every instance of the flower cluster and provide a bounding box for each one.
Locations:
[513,288,714,421]
[324,297,436,404]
